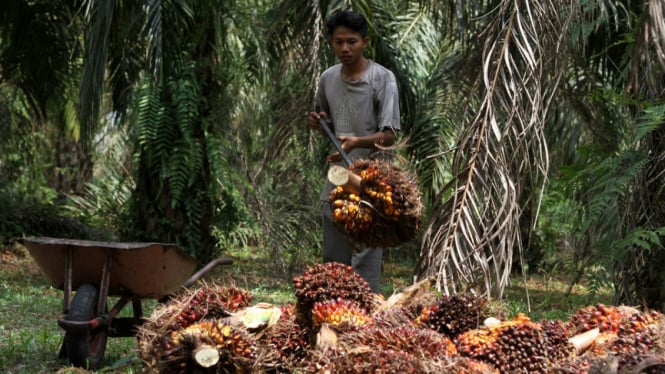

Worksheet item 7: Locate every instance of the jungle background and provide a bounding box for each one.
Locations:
[1,0,664,330]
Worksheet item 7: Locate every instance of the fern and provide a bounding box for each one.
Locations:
[128,49,222,263]
[558,101,665,300]
[634,104,665,143]
[613,227,665,256]
[136,79,172,172]
[167,145,190,202]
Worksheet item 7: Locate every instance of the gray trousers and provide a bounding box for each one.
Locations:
[322,203,382,292]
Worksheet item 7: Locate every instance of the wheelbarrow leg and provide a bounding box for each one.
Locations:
[97,248,112,314]
[59,245,74,360]
[58,337,67,359]
[63,245,73,314]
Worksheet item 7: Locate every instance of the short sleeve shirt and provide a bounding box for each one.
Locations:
[316,60,401,200]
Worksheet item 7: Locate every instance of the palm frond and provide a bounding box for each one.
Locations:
[107,1,148,124]
[258,1,323,176]
[1,0,81,121]
[79,0,115,148]
[417,0,570,298]
[627,0,665,98]
[417,0,496,44]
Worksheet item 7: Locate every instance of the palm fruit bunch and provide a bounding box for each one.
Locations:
[312,298,372,331]
[584,307,664,372]
[137,284,253,370]
[476,321,549,372]
[550,355,624,373]
[178,285,252,328]
[456,325,497,360]
[328,158,423,248]
[255,304,312,373]
[293,262,377,329]
[414,294,490,339]
[160,319,256,373]
[312,349,502,373]
[308,348,433,373]
[606,327,659,371]
[172,285,252,329]
[456,313,572,373]
[568,303,624,335]
[338,325,458,361]
[449,356,500,373]
[371,305,419,329]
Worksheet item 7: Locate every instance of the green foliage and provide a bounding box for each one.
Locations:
[612,227,665,259]
[206,60,323,273]
[135,79,168,170]
[256,162,322,272]
[533,187,577,271]
[634,104,665,143]
[129,64,220,263]
[0,88,58,204]
[208,137,257,251]
[62,129,133,240]
[546,101,665,295]
[0,133,58,205]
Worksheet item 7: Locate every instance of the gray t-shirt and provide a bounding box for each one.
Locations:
[316,60,401,200]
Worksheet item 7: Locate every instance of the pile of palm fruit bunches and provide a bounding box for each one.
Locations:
[327,158,424,248]
[137,262,665,373]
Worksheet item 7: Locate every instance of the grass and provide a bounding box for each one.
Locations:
[0,243,612,373]
[503,272,613,321]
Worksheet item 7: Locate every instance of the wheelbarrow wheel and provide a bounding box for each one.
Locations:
[64,284,108,369]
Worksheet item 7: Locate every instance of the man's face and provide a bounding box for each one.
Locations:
[330,26,368,66]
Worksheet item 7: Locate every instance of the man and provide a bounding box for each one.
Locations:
[307,9,401,293]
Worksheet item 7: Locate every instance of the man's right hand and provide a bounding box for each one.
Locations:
[308,112,327,131]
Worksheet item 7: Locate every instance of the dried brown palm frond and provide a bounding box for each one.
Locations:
[416,0,571,299]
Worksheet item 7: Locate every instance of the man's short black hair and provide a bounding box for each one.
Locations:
[326,9,369,38]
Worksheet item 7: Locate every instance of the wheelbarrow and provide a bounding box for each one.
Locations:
[19,236,233,370]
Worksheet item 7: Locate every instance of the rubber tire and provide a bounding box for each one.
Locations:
[64,284,108,369]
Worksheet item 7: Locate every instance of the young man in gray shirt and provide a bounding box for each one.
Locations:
[307,9,401,293]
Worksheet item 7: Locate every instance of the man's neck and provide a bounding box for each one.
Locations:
[341,57,368,81]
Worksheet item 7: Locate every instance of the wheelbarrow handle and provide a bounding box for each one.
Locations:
[182,257,233,289]
[316,106,352,167]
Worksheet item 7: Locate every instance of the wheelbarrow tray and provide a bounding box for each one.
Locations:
[22,236,197,298]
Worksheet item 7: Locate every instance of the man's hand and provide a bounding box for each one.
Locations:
[308,112,327,131]
[326,135,358,163]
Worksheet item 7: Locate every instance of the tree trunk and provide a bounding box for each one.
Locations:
[52,136,92,196]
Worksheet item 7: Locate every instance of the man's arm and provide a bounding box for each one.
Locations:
[326,128,396,163]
